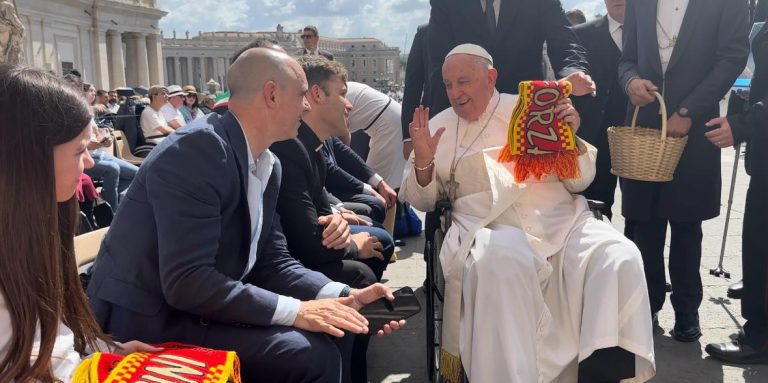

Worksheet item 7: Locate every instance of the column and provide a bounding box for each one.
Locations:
[186,56,193,86]
[200,56,207,89]
[107,30,125,87]
[92,30,110,89]
[124,32,150,87]
[123,32,139,86]
[174,57,181,85]
[146,33,165,85]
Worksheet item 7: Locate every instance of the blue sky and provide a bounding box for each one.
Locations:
[157,0,606,53]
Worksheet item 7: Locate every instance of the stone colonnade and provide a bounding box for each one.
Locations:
[104,29,164,88]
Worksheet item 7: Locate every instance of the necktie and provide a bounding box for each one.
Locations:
[486,0,496,37]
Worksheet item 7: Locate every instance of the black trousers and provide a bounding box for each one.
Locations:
[742,171,768,349]
[312,260,379,383]
[581,136,617,220]
[626,219,703,314]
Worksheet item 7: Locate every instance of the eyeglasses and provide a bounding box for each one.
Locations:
[301,35,316,40]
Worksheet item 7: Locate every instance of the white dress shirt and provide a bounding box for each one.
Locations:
[232,114,346,326]
[608,14,623,52]
[657,0,689,73]
[479,0,501,24]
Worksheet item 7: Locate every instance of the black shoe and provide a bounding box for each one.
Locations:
[671,312,702,342]
[727,280,743,299]
[705,341,768,364]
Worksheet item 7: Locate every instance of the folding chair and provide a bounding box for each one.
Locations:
[112,130,144,166]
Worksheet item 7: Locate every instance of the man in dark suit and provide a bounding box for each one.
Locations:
[271,55,395,383]
[86,48,403,382]
[402,23,431,159]
[572,0,627,219]
[705,19,768,364]
[301,25,335,60]
[324,136,396,224]
[619,0,749,342]
[428,0,596,115]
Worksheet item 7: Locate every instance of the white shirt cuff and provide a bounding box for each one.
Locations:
[368,174,384,188]
[363,183,376,195]
[316,282,348,299]
[270,295,302,326]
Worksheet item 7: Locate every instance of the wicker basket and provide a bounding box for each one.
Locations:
[607,92,688,182]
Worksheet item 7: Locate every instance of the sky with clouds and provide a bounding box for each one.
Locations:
[157,0,607,53]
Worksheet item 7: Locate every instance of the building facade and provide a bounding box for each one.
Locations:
[162,25,401,92]
[16,0,166,89]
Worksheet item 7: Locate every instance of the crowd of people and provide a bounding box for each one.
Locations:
[1,0,767,382]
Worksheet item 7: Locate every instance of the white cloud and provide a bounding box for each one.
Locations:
[159,0,250,31]
[564,0,607,20]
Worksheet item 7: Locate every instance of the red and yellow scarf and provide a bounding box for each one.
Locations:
[73,343,241,383]
[497,80,580,183]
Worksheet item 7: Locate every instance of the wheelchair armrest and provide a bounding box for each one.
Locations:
[586,199,605,220]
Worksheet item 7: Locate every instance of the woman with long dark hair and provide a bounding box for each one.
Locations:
[0,65,156,381]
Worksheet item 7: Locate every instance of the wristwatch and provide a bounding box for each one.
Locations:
[339,286,352,298]
[678,107,690,118]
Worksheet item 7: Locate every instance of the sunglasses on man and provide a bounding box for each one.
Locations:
[300,34,316,39]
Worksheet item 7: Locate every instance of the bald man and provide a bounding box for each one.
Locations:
[87,48,403,382]
[401,44,654,382]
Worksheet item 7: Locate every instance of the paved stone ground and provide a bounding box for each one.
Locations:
[368,146,767,382]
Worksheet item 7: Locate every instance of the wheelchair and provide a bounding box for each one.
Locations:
[423,199,605,382]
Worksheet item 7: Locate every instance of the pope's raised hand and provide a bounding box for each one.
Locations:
[408,106,445,168]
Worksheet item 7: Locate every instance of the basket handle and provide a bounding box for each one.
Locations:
[630,91,668,141]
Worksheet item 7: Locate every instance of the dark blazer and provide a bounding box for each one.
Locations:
[730,21,768,175]
[270,123,359,265]
[618,0,750,221]
[302,48,335,61]
[402,23,432,140]
[324,137,376,196]
[428,0,590,114]
[573,16,626,146]
[87,113,331,344]
[572,16,627,215]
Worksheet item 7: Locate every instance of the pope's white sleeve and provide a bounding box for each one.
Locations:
[562,138,597,193]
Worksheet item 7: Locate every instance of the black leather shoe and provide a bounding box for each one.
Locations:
[727,280,743,299]
[705,341,768,364]
[671,312,702,342]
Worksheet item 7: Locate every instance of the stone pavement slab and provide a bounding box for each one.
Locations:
[368,147,767,382]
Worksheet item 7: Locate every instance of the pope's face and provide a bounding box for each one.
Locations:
[442,54,497,121]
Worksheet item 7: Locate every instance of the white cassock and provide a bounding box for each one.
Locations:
[400,91,656,382]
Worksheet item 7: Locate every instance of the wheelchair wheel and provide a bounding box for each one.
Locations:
[426,227,446,381]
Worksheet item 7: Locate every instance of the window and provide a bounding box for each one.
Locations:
[373,59,377,68]
[351,60,356,67]
[363,59,366,67]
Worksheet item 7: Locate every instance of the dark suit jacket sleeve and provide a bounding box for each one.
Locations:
[428,0,455,113]
[146,131,297,326]
[678,0,749,119]
[326,161,366,195]
[618,0,641,93]
[402,26,428,140]
[729,96,768,143]
[332,137,375,182]
[245,213,336,301]
[542,0,591,77]
[571,25,601,145]
[272,141,358,266]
